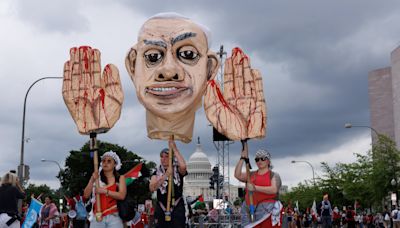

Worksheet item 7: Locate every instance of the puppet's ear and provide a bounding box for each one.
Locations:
[125,46,137,80]
[207,52,220,80]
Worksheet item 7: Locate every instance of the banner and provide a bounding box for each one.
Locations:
[22,198,43,228]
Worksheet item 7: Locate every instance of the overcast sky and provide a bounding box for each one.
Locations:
[1,0,399,191]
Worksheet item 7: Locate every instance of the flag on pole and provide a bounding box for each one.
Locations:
[124,163,142,186]
[311,200,317,216]
[354,200,357,214]
[22,198,43,228]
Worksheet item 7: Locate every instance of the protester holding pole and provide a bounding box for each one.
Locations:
[235,146,282,228]
[83,151,126,227]
[149,140,187,227]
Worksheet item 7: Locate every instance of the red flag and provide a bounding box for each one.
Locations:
[124,163,142,185]
[199,194,204,202]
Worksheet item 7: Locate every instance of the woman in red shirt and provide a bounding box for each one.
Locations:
[84,151,127,228]
[234,142,282,228]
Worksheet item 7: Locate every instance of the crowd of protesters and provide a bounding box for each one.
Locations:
[282,201,400,228]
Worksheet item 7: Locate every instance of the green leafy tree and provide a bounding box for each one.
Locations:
[281,181,319,211]
[25,183,55,204]
[60,140,156,204]
[370,134,400,208]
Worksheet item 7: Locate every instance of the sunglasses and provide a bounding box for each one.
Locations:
[102,158,115,164]
[255,157,267,162]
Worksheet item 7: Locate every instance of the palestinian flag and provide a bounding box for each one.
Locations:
[124,163,142,186]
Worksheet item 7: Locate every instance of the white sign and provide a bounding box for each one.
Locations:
[392,192,397,201]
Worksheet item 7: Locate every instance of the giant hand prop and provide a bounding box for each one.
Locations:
[62,46,124,221]
[63,46,123,134]
[204,47,266,141]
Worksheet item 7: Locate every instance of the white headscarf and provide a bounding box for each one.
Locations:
[100,150,122,171]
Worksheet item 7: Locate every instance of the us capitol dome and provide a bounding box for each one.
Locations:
[183,138,239,202]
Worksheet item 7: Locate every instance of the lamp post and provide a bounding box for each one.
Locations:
[41,159,64,212]
[291,160,316,187]
[344,123,380,143]
[19,77,63,184]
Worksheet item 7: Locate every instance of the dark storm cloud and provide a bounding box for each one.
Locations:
[112,0,400,158]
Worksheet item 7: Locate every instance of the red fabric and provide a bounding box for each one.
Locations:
[141,213,148,224]
[131,222,144,228]
[333,211,341,220]
[199,194,204,202]
[245,171,279,228]
[124,163,142,178]
[94,184,118,216]
[254,209,283,228]
[245,171,277,205]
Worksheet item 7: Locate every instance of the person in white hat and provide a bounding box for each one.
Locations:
[83,151,126,227]
[234,147,283,228]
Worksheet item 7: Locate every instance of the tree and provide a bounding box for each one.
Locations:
[25,183,55,204]
[281,181,319,212]
[60,140,156,205]
[370,134,400,208]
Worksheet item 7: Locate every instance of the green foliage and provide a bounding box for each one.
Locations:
[284,134,400,212]
[280,181,319,211]
[25,183,55,204]
[60,140,156,204]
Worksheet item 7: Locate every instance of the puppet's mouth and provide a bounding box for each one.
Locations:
[145,84,191,98]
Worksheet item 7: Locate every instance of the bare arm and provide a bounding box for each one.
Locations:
[83,172,97,199]
[170,140,187,176]
[234,142,249,182]
[234,159,247,183]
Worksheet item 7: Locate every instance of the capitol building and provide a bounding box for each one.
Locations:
[183,140,239,202]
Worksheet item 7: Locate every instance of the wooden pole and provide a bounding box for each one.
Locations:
[90,133,102,222]
[165,135,174,221]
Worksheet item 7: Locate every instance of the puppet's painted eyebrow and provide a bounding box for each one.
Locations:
[171,32,197,45]
[143,39,167,48]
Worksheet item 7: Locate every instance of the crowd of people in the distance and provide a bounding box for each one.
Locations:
[283,194,398,228]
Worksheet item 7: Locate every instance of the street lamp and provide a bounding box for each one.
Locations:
[291,160,316,186]
[41,159,64,212]
[344,123,379,142]
[19,77,62,184]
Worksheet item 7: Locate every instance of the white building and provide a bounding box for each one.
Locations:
[183,140,239,202]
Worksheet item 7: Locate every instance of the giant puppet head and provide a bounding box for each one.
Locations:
[125,13,219,143]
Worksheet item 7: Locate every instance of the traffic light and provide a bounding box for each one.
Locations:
[218,175,224,188]
[209,176,215,189]
[212,166,219,176]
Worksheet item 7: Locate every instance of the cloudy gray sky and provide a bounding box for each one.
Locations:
[1,0,399,190]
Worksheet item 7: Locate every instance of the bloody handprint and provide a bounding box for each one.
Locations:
[62,46,124,135]
[204,47,266,141]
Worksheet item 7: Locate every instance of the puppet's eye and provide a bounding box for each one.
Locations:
[177,46,200,64]
[144,50,164,65]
